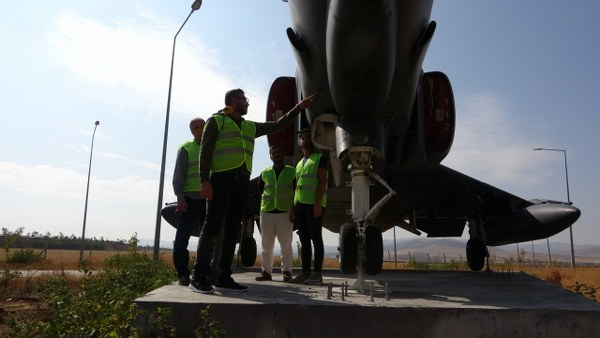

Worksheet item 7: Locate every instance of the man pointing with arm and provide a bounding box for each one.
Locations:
[189,89,315,293]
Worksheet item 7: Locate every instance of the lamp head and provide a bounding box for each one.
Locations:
[191,0,202,10]
[95,121,100,126]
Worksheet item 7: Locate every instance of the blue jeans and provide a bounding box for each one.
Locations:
[193,172,249,281]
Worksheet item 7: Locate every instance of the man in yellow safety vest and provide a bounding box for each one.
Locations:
[171,117,205,286]
[255,145,296,282]
[290,128,328,285]
[189,89,315,294]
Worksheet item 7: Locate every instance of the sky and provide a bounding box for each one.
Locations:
[1,1,599,251]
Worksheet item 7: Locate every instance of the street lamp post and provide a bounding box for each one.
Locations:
[154,0,203,261]
[533,147,575,268]
[393,227,397,269]
[80,121,100,265]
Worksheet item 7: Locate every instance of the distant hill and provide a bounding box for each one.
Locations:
[1,234,130,251]
[379,238,600,265]
[139,237,600,265]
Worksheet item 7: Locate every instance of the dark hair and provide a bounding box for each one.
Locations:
[299,128,310,137]
[189,117,205,129]
[224,88,244,105]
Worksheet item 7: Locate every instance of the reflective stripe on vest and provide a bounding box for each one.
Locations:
[210,113,256,173]
[294,152,327,207]
[180,141,200,192]
[260,165,295,212]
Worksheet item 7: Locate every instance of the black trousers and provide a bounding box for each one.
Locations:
[173,197,206,278]
[295,203,324,274]
[193,172,249,281]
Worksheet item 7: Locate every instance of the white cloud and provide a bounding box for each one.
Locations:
[44,10,242,120]
[0,162,83,199]
[443,91,552,189]
[0,160,164,240]
[0,161,156,203]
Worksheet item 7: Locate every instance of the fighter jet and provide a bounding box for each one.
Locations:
[261,0,581,280]
[162,0,580,283]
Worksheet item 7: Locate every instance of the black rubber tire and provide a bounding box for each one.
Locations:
[364,225,383,275]
[338,223,358,274]
[240,236,257,267]
[466,238,486,271]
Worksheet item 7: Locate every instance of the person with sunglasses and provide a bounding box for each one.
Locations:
[189,88,315,294]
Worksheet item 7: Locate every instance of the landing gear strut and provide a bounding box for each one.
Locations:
[337,147,395,292]
[466,214,489,271]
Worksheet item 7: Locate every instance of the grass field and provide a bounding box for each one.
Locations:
[0,247,597,338]
[0,247,598,336]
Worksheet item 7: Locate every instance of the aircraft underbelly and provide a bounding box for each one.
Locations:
[326,0,396,117]
[326,1,433,120]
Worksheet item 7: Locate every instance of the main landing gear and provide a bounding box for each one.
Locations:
[238,213,258,268]
[466,214,489,271]
[337,147,395,292]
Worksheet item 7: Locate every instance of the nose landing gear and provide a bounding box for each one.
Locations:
[337,147,395,292]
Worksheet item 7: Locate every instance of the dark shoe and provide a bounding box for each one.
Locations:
[214,278,248,292]
[304,272,322,285]
[206,275,216,286]
[255,271,272,281]
[290,272,310,284]
[178,275,190,286]
[189,277,214,294]
[283,271,292,283]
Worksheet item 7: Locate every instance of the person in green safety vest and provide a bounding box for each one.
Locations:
[255,145,296,282]
[172,117,206,287]
[290,128,328,285]
[189,89,316,294]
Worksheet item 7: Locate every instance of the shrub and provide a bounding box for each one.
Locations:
[6,249,42,264]
[0,269,20,290]
[570,282,598,302]
[545,269,562,286]
[8,234,224,337]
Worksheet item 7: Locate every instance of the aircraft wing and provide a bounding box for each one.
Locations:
[320,162,579,248]
[395,165,577,245]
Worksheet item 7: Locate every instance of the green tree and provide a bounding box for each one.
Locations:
[2,227,24,255]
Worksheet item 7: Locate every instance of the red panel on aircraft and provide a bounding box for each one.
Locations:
[266,77,297,156]
[422,71,455,153]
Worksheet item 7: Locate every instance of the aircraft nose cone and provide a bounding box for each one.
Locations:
[528,203,581,230]
[559,204,581,224]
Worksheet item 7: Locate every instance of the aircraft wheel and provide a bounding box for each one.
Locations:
[339,223,358,274]
[364,225,383,275]
[466,238,486,271]
[240,236,257,267]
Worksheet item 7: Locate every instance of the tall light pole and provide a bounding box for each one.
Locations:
[533,147,575,268]
[80,121,100,265]
[154,0,203,261]
[393,227,397,269]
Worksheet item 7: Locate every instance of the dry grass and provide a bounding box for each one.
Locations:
[514,266,599,302]
[0,247,158,270]
[2,249,598,302]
